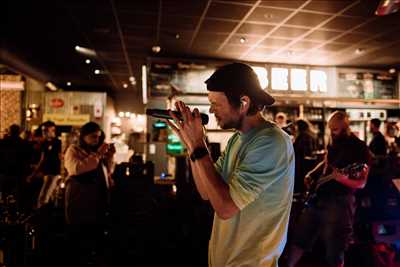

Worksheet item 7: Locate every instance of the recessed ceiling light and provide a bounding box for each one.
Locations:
[75,45,81,51]
[85,59,91,64]
[123,83,128,88]
[152,45,161,53]
[239,37,246,44]
[389,68,396,74]
[175,33,180,39]
[129,76,135,82]
[67,82,72,86]
[355,48,364,54]
[264,13,274,19]
[118,112,124,117]
[94,69,101,75]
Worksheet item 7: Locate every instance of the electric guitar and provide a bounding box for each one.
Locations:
[303,162,367,207]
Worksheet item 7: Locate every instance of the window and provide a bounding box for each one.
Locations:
[291,68,307,91]
[310,70,327,92]
[251,66,269,89]
[271,67,288,90]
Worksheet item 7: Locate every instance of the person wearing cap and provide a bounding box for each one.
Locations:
[166,63,294,267]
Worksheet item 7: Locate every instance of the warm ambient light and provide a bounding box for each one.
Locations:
[123,83,128,88]
[94,69,101,75]
[45,82,58,91]
[85,59,91,64]
[251,66,268,89]
[75,45,97,57]
[240,37,246,44]
[67,82,71,86]
[389,68,396,74]
[355,48,364,54]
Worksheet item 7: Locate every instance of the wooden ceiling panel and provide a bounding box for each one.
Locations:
[303,0,353,14]
[228,34,264,45]
[321,16,365,31]
[259,1,307,9]
[285,12,331,27]
[270,26,310,38]
[162,1,209,17]
[287,40,321,50]
[200,19,238,33]
[247,7,293,24]
[303,29,341,41]
[260,37,294,48]
[237,23,275,35]
[161,15,200,31]
[334,33,369,43]
[194,32,230,43]
[206,2,252,20]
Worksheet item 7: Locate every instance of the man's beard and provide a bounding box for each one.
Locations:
[219,115,242,130]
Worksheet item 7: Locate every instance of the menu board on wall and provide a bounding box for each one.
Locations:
[338,72,397,99]
[149,62,216,96]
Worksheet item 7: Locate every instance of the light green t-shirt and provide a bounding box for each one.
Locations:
[210,120,294,267]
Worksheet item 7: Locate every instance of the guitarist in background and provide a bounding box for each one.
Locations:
[284,111,370,267]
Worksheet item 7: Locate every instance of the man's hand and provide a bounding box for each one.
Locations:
[165,101,206,153]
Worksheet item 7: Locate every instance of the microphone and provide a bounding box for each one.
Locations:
[146,108,209,125]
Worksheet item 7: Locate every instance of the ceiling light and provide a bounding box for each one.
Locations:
[239,37,246,44]
[355,48,364,54]
[94,69,101,75]
[123,83,128,88]
[85,59,91,64]
[118,112,124,117]
[389,68,396,74]
[129,76,135,82]
[175,34,180,39]
[152,45,161,53]
[264,13,274,19]
[125,112,131,118]
[75,45,97,57]
[45,82,58,91]
[67,82,72,86]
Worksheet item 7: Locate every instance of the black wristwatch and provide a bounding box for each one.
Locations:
[190,147,209,162]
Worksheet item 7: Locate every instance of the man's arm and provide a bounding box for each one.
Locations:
[189,160,209,200]
[191,151,239,220]
[333,165,369,189]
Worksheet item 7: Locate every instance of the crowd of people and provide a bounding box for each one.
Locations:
[1,63,400,267]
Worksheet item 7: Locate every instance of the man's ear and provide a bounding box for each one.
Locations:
[240,96,250,112]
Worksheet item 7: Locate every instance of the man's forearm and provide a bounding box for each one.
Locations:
[192,155,239,219]
[190,160,209,200]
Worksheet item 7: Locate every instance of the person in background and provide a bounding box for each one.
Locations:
[64,122,115,266]
[166,63,294,267]
[369,118,387,158]
[29,121,62,209]
[293,119,318,194]
[275,112,288,128]
[285,111,370,267]
[0,124,32,212]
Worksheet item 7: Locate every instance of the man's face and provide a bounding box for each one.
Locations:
[328,118,346,140]
[208,91,240,130]
[44,126,56,139]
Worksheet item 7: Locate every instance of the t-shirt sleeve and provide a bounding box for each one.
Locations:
[214,149,226,175]
[229,133,290,210]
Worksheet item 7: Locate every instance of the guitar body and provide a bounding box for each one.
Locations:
[302,162,366,208]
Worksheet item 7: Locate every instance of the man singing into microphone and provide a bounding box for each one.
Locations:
[166,63,294,267]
